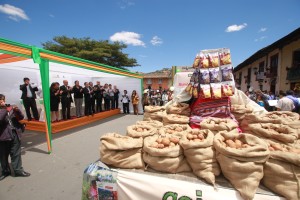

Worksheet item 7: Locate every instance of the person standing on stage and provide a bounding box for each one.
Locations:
[60,80,73,120]
[113,85,120,109]
[108,84,114,109]
[72,80,84,118]
[89,82,96,114]
[121,90,130,114]
[94,81,104,113]
[103,84,110,111]
[0,94,30,181]
[50,82,62,122]
[131,90,139,115]
[19,77,39,121]
[83,82,93,116]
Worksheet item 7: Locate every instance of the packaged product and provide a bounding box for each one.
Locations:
[211,83,222,99]
[200,69,210,84]
[221,65,233,81]
[209,67,221,83]
[220,48,231,65]
[199,84,211,99]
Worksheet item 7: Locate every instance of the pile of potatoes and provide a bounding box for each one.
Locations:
[165,126,184,134]
[223,138,251,149]
[150,137,180,149]
[268,143,300,154]
[133,126,150,132]
[186,129,206,142]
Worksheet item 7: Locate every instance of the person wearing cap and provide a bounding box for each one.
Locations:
[19,77,39,121]
[142,90,150,112]
[0,94,30,180]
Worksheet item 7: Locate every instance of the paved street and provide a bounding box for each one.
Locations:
[0,114,143,200]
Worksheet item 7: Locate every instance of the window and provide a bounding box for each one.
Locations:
[292,49,300,68]
[158,78,162,84]
[259,61,264,72]
[270,54,278,75]
[147,79,152,84]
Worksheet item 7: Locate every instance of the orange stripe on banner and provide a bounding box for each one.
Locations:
[0,56,28,64]
[0,43,32,56]
[0,54,15,59]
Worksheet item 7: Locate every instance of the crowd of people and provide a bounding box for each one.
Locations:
[141,88,174,112]
[245,89,300,113]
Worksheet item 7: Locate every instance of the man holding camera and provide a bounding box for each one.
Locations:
[20,77,39,121]
[0,94,30,181]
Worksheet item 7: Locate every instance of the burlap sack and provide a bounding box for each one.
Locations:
[179,129,220,185]
[100,133,144,169]
[200,117,238,132]
[231,104,253,122]
[166,102,191,116]
[143,135,191,173]
[241,111,300,130]
[136,120,163,128]
[126,124,157,138]
[244,123,298,144]
[262,141,300,200]
[214,131,270,200]
[143,111,166,121]
[144,105,165,113]
[163,114,189,125]
[158,124,191,136]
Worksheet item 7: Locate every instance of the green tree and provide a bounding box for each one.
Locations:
[42,36,139,69]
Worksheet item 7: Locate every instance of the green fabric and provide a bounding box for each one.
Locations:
[32,46,41,64]
[39,59,52,153]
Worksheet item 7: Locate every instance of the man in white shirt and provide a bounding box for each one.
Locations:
[276,92,295,111]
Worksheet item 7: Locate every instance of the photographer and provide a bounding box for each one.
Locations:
[0,94,30,181]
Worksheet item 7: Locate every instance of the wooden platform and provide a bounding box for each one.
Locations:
[21,109,121,133]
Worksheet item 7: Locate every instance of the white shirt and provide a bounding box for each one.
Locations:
[26,85,33,98]
[121,95,129,103]
[276,97,295,111]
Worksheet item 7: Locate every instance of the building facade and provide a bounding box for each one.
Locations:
[142,68,172,91]
[234,27,300,95]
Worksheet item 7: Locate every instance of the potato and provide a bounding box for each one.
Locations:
[193,135,198,139]
[175,127,183,132]
[235,139,243,149]
[169,142,176,147]
[151,142,159,148]
[187,134,194,140]
[198,134,204,140]
[271,143,283,151]
[193,139,202,142]
[268,146,275,151]
[225,139,236,148]
[156,138,163,143]
[166,129,172,134]
[192,129,199,134]
[170,137,179,144]
[157,144,165,149]
[162,138,170,146]
[136,127,143,132]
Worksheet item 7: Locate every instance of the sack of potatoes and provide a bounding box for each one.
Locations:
[158,124,191,136]
[144,105,165,113]
[213,131,270,200]
[200,117,239,132]
[163,114,189,125]
[126,125,157,138]
[262,140,300,200]
[100,133,144,169]
[143,111,166,121]
[143,134,191,173]
[166,102,191,116]
[180,129,220,185]
[136,120,163,129]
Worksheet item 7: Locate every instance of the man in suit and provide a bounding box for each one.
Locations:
[19,77,39,121]
[60,80,73,120]
[83,82,93,116]
[94,81,104,113]
[89,82,96,114]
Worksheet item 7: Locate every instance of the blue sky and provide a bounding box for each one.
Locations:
[0,0,300,73]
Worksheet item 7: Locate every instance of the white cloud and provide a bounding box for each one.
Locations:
[225,23,247,32]
[254,36,267,42]
[49,14,55,18]
[150,36,163,46]
[119,0,135,9]
[258,27,267,32]
[0,4,29,21]
[110,31,145,47]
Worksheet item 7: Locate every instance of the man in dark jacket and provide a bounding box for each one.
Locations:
[83,82,93,116]
[0,94,30,181]
[19,77,39,121]
[94,81,104,113]
[60,80,73,120]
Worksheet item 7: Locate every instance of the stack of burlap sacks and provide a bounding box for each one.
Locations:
[100,102,300,200]
[240,111,300,200]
